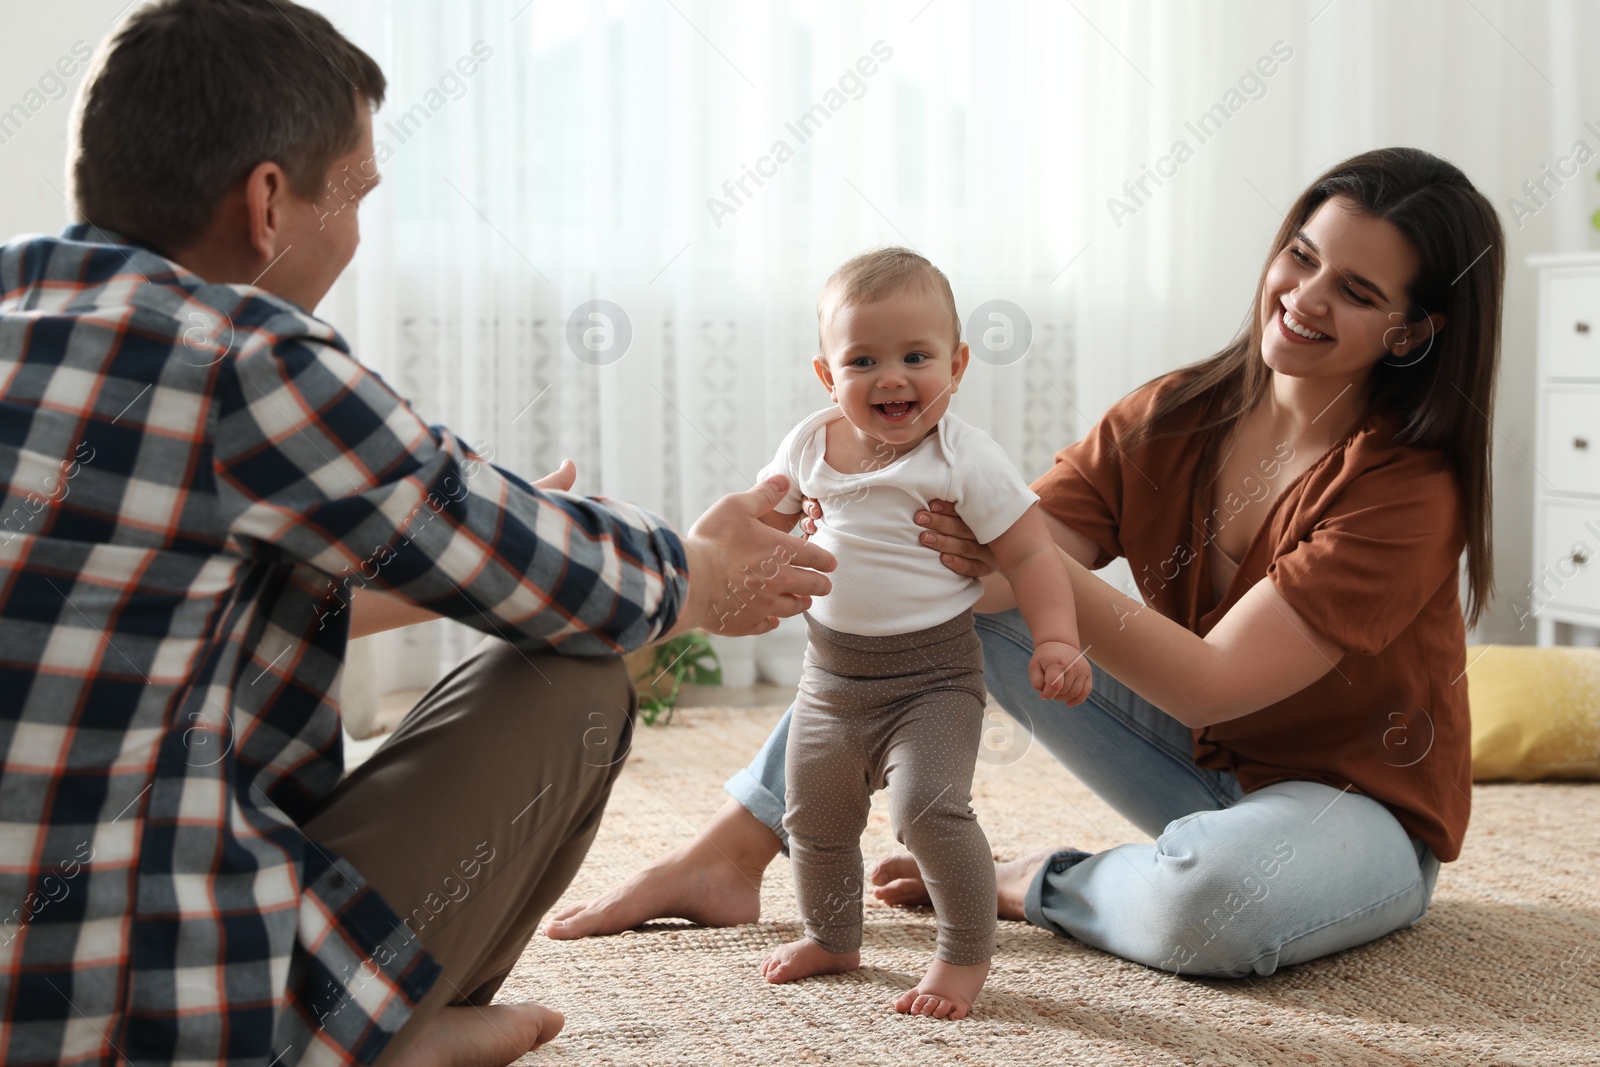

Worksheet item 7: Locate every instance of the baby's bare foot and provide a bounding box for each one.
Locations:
[760,937,860,984]
[893,958,991,1020]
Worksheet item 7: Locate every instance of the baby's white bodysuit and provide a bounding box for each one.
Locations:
[756,406,1038,636]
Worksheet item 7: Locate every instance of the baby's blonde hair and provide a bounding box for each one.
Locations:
[817,247,960,353]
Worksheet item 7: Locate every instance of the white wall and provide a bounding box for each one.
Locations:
[1482,0,1600,642]
[0,2,125,240]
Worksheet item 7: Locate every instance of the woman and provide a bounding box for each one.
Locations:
[546,147,1502,980]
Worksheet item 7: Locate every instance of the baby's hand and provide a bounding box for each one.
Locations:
[1031,640,1092,705]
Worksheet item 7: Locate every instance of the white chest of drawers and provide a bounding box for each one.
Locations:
[1528,253,1600,646]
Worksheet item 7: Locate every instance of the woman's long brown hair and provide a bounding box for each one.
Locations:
[1124,147,1503,627]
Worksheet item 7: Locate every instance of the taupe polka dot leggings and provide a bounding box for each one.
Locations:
[784,609,996,966]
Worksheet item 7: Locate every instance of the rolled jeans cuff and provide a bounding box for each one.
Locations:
[1022,848,1094,934]
[725,767,790,853]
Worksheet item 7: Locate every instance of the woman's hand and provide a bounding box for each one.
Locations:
[802,497,996,576]
[915,499,998,577]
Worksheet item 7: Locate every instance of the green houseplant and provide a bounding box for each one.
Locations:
[628,630,722,725]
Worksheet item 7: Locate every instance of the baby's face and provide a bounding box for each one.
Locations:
[814,285,969,456]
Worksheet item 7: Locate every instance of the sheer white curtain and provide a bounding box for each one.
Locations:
[312,0,1597,721]
[317,0,1086,715]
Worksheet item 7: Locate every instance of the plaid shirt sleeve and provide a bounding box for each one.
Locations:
[212,297,689,655]
[0,227,689,1067]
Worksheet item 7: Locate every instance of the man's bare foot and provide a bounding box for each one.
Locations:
[544,799,779,939]
[869,846,1061,921]
[759,937,861,984]
[893,958,991,1019]
[387,1002,562,1067]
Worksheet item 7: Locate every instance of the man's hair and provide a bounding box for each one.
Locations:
[70,0,387,254]
[817,247,961,352]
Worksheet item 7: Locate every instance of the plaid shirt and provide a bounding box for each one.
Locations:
[0,225,689,1065]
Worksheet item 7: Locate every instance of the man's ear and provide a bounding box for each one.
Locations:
[813,355,837,400]
[242,160,291,265]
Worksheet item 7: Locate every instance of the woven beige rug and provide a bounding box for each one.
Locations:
[498,705,1600,1066]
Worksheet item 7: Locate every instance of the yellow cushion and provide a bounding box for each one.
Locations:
[1467,644,1600,781]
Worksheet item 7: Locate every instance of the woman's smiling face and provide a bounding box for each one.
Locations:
[1257,194,1437,386]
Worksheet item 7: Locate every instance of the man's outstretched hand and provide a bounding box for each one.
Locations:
[670,475,836,639]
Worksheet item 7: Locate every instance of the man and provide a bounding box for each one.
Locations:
[0,2,832,1064]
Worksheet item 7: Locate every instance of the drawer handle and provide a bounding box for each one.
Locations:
[1579,321,1593,334]
[1577,437,1592,451]
[1573,549,1591,567]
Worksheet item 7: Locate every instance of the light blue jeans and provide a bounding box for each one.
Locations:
[726,608,1441,978]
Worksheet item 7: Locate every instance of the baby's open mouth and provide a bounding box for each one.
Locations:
[874,401,917,421]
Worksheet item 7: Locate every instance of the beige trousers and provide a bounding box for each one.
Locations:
[301,637,636,1065]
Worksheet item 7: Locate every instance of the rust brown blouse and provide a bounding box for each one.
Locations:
[1033,377,1471,861]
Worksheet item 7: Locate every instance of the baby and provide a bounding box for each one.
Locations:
[754,248,1090,1019]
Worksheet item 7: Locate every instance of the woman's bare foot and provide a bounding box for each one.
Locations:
[759,937,861,983]
[387,1002,563,1067]
[869,846,1061,921]
[544,799,780,939]
[893,958,991,1019]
